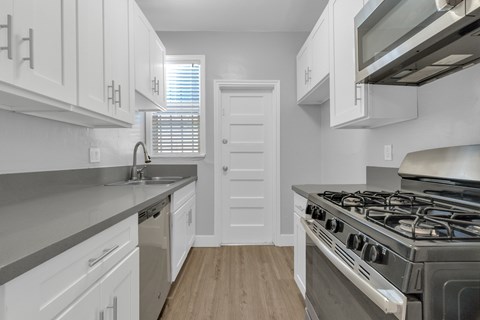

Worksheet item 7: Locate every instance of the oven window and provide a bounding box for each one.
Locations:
[306,234,398,320]
[357,0,443,70]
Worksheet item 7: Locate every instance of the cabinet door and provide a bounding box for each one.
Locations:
[0,2,14,83]
[77,0,111,116]
[133,3,153,101]
[186,195,196,249]
[293,212,306,297]
[55,282,101,320]
[101,249,139,320]
[171,204,188,281]
[296,44,311,101]
[106,0,134,123]
[329,0,366,127]
[310,9,329,86]
[14,0,77,104]
[150,35,166,107]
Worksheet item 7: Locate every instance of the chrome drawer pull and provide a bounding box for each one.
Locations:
[88,244,119,267]
[115,84,122,108]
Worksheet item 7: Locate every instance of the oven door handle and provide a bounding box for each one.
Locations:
[301,219,405,318]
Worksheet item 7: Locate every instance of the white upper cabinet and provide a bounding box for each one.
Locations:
[329,0,417,129]
[297,7,329,105]
[133,2,166,111]
[77,0,135,124]
[1,0,77,104]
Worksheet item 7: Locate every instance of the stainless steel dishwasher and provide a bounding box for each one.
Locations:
[139,197,171,320]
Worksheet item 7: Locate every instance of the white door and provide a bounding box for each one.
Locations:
[220,85,276,244]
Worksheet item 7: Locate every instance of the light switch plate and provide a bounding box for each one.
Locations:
[89,148,101,163]
[384,145,393,161]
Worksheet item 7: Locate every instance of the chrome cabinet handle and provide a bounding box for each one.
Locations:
[0,15,12,60]
[156,79,160,95]
[304,69,308,84]
[99,310,105,320]
[22,28,34,69]
[152,77,157,94]
[88,244,119,267]
[107,296,118,320]
[222,166,228,172]
[354,83,362,104]
[108,80,116,105]
[222,138,228,144]
[188,209,192,225]
[307,67,312,83]
[115,85,122,108]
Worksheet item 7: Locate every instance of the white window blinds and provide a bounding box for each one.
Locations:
[151,62,201,154]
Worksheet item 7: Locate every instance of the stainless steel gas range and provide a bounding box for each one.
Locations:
[302,145,480,320]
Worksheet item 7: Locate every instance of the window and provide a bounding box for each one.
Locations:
[147,55,205,157]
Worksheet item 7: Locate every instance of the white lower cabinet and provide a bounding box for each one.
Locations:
[293,192,307,297]
[0,215,139,320]
[171,182,196,281]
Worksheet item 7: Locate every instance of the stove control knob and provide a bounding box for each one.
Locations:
[305,204,314,216]
[347,234,364,251]
[312,208,325,221]
[327,218,340,233]
[364,244,383,263]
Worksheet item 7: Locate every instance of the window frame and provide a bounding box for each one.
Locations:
[146,55,206,159]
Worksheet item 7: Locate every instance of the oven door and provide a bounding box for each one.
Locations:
[302,219,411,320]
[355,0,466,83]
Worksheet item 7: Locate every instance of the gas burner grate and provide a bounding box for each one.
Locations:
[365,207,480,240]
[320,190,434,209]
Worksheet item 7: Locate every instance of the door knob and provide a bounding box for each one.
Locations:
[223,166,228,172]
[222,139,228,144]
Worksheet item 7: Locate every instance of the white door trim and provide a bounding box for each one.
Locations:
[213,80,281,246]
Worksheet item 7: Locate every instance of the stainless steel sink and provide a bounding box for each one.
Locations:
[105,176,184,186]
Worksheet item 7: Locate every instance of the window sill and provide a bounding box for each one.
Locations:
[151,153,206,161]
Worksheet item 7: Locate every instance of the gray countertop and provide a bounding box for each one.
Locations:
[0,176,196,286]
[292,184,385,198]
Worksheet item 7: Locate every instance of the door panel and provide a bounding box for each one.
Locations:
[77,0,110,115]
[221,89,274,244]
[14,0,76,104]
[54,282,101,320]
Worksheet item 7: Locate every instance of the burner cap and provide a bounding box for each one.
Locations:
[466,225,480,235]
[398,219,438,236]
[342,197,363,207]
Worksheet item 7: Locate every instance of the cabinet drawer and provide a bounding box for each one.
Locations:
[3,214,138,320]
[171,182,195,212]
[294,192,307,217]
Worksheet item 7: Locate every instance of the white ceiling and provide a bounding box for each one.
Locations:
[136,0,328,32]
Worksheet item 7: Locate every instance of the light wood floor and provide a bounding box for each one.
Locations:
[159,246,305,320]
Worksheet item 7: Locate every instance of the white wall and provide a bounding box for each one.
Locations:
[0,110,144,174]
[155,31,322,236]
[365,64,480,167]
[316,64,480,184]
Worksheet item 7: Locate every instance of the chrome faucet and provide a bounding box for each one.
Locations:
[131,142,151,180]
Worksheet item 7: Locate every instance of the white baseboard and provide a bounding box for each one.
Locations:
[194,234,293,247]
[275,233,294,247]
[193,235,221,247]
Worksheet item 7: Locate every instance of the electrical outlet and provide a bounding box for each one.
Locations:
[384,145,393,161]
[89,148,101,163]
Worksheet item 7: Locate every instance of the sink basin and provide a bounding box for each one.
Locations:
[105,176,185,186]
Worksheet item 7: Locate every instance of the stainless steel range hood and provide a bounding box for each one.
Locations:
[355,0,480,86]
